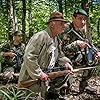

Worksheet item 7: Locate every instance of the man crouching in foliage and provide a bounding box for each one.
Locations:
[18,11,74,100]
[0,31,25,83]
[60,8,100,94]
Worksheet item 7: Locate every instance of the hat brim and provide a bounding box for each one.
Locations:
[47,19,66,23]
[14,33,23,36]
[75,13,88,17]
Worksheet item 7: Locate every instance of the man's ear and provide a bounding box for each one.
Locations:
[13,36,15,41]
[50,21,55,28]
[72,16,75,21]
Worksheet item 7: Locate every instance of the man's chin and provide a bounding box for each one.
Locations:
[60,30,64,34]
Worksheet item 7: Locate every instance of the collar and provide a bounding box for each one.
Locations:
[45,27,53,38]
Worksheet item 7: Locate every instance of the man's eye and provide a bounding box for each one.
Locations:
[78,17,81,20]
[60,22,64,25]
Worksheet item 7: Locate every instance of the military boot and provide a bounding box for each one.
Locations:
[79,80,96,94]
[60,83,70,96]
[79,80,88,93]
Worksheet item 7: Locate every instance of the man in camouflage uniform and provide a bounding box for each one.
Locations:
[60,8,100,93]
[18,11,73,100]
[0,31,25,80]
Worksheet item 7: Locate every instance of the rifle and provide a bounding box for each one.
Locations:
[0,73,19,78]
[18,66,96,88]
[69,28,99,54]
[11,50,23,72]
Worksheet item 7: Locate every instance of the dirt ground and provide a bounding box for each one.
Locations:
[0,69,100,100]
[61,70,100,100]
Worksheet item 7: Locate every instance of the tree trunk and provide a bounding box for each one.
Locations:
[0,0,2,6]
[97,18,100,37]
[7,0,18,41]
[64,0,67,16]
[57,0,63,14]
[28,0,33,39]
[81,0,92,42]
[22,0,26,43]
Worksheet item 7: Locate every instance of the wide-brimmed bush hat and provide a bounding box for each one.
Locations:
[47,11,66,23]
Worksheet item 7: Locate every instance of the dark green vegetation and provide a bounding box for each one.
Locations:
[0,85,36,100]
[0,0,100,45]
[0,0,100,99]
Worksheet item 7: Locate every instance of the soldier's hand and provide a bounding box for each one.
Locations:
[4,71,14,79]
[64,62,73,74]
[76,40,87,49]
[40,71,49,81]
[96,52,100,60]
[3,52,16,58]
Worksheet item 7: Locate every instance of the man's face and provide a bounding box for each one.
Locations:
[52,20,66,36]
[14,35,22,43]
[73,14,86,29]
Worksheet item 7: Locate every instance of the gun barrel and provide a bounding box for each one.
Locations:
[18,66,97,88]
[71,28,98,53]
[73,66,96,72]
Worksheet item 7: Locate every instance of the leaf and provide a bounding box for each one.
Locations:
[0,90,12,100]
[25,92,35,100]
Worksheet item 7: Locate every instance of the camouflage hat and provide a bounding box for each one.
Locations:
[13,31,23,36]
[73,8,88,17]
[47,11,66,23]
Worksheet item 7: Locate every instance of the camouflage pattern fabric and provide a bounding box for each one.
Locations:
[60,23,87,66]
[0,41,25,73]
[60,23,96,92]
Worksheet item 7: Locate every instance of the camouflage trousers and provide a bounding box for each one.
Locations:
[79,68,96,91]
[63,66,96,92]
[27,81,47,100]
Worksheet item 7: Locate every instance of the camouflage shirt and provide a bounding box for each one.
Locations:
[0,41,25,73]
[60,23,87,66]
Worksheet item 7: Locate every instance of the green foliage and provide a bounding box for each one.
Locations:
[29,0,50,32]
[0,0,100,46]
[15,0,57,39]
[0,85,36,100]
[0,1,100,48]
[0,3,8,44]
[0,0,100,97]
[90,4,100,47]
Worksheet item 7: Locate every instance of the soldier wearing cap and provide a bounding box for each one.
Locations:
[0,31,25,80]
[60,8,100,94]
[18,11,73,99]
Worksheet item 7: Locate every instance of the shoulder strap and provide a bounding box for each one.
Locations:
[64,23,72,34]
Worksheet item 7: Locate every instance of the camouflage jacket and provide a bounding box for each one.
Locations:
[60,23,87,66]
[0,41,25,73]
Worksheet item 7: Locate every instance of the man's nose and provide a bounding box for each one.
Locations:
[82,20,85,24]
[20,36,23,38]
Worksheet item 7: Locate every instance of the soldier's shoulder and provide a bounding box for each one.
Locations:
[29,30,49,44]
[20,43,25,49]
[64,23,71,33]
[37,29,51,40]
[65,23,70,29]
[21,43,25,46]
[33,30,46,38]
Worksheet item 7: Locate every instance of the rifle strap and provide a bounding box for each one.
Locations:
[55,74,70,90]
[49,73,70,91]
